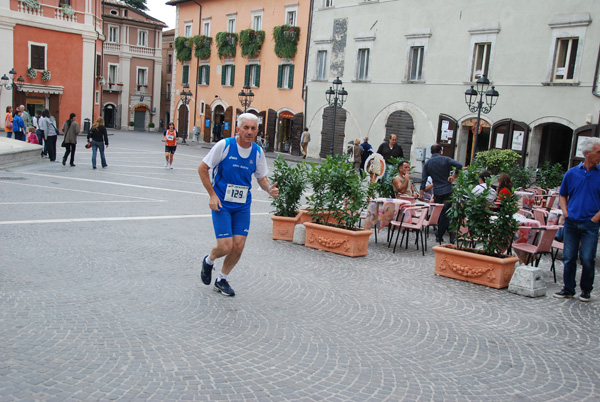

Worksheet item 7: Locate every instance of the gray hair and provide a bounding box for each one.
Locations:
[237,113,259,127]
[581,137,600,155]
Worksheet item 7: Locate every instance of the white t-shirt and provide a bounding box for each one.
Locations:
[203,137,269,179]
[472,182,497,202]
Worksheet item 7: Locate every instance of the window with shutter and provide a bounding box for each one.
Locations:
[277,65,283,88]
[254,65,260,88]
[182,65,189,84]
[30,45,45,70]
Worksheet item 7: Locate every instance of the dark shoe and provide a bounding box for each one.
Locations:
[553,290,575,299]
[93,166,97,169]
[435,237,443,243]
[102,165,107,168]
[62,158,66,166]
[214,278,235,296]
[579,292,591,302]
[201,256,213,285]
[70,164,76,167]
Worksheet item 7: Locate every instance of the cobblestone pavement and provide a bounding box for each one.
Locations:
[1,131,599,401]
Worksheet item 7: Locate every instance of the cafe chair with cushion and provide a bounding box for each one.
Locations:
[423,203,444,248]
[391,205,428,255]
[532,208,549,226]
[512,225,561,268]
[550,238,564,283]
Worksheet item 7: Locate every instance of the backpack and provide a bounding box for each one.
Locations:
[5,113,12,130]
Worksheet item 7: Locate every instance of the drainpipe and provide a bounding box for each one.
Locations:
[302,0,315,125]
[191,0,202,129]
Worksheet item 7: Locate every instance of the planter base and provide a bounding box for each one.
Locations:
[271,215,298,241]
[304,222,371,257]
[508,265,547,297]
[433,244,519,289]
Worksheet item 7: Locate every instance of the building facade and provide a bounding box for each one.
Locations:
[101,0,165,130]
[305,0,600,172]
[160,28,175,130]
[0,0,103,129]
[166,0,310,154]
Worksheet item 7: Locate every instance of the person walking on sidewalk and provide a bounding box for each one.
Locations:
[163,122,179,169]
[61,113,79,166]
[420,143,462,243]
[553,137,600,302]
[300,127,310,159]
[197,113,279,296]
[87,117,109,169]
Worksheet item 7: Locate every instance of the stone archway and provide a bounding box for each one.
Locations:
[385,111,414,159]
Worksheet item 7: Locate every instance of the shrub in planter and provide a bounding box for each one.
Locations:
[536,161,564,189]
[273,25,300,59]
[240,29,265,58]
[472,149,521,175]
[148,122,155,128]
[174,37,192,62]
[270,155,307,217]
[192,35,212,59]
[215,32,238,59]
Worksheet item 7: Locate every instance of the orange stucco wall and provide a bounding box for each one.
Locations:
[14,25,83,125]
[173,0,309,133]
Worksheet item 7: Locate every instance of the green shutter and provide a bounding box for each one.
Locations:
[288,65,294,89]
[277,65,283,89]
[197,66,202,84]
[182,65,189,84]
[205,65,209,85]
[230,65,235,86]
[244,65,250,86]
[254,65,261,88]
[221,66,226,85]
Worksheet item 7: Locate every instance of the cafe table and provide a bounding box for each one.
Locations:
[363,198,414,243]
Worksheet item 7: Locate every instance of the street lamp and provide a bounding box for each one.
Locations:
[325,77,348,156]
[238,84,254,113]
[464,74,499,157]
[1,69,25,110]
[180,83,193,144]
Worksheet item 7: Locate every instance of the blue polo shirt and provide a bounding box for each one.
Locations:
[560,162,600,222]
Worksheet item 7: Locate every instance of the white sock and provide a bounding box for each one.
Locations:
[205,256,214,266]
[217,273,227,281]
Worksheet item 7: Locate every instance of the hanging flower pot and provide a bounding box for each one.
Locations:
[27,67,37,79]
[23,0,41,10]
[61,4,75,17]
[41,70,51,82]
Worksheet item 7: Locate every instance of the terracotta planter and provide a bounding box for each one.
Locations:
[296,209,312,225]
[304,222,371,257]
[433,244,519,289]
[271,214,299,241]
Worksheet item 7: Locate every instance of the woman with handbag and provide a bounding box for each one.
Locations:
[4,106,13,138]
[61,113,80,166]
[87,117,109,169]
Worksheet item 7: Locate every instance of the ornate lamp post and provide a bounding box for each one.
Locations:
[464,74,499,157]
[238,84,254,113]
[1,69,25,110]
[325,77,348,156]
[180,83,193,144]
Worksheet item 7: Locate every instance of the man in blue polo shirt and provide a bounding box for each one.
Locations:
[198,113,279,296]
[554,137,600,302]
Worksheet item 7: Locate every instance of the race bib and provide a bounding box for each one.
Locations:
[166,134,174,141]
[224,184,249,204]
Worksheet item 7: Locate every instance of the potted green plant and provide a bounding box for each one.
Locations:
[269,155,308,241]
[273,25,301,58]
[215,32,238,59]
[239,29,265,58]
[148,122,155,132]
[174,37,192,62]
[128,121,135,131]
[433,165,520,288]
[192,35,212,59]
[304,155,371,257]
[536,161,564,190]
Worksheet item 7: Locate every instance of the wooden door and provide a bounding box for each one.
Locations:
[203,104,211,142]
[436,114,457,157]
[178,105,188,138]
[386,111,414,159]
[491,119,530,165]
[291,113,304,156]
[570,124,599,168]
[266,109,277,152]
[223,106,233,138]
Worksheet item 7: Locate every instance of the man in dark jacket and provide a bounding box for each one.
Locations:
[376,134,403,164]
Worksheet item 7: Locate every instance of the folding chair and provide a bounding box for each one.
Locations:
[550,238,563,283]
[423,203,444,249]
[512,226,561,267]
[532,208,549,226]
[391,205,428,255]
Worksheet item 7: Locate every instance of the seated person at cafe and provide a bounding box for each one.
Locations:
[496,173,513,202]
[393,160,418,198]
[472,170,497,202]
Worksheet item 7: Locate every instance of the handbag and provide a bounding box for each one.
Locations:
[85,142,91,149]
[5,114,12,130]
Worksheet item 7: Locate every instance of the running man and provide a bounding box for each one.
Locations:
[198,113,279,296]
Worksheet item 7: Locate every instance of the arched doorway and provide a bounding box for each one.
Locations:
[276,111,295,152]
[385,111,414,160]
[538,123,573,170]
[178,104,189,139]
[461,118,491,165]
[212,105,225,142]
[104,104,116,128]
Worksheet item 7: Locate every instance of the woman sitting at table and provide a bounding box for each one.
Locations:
[393,160,418,198]
[496,173,513,202]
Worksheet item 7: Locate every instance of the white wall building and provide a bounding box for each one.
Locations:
[305,0,600,174]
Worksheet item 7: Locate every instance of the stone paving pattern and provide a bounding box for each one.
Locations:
[0,132,599,401]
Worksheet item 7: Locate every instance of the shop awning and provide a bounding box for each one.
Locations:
[20,83,64,95]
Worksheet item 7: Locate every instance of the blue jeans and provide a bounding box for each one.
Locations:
[91,140,107,168]
[562,217,599,295]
